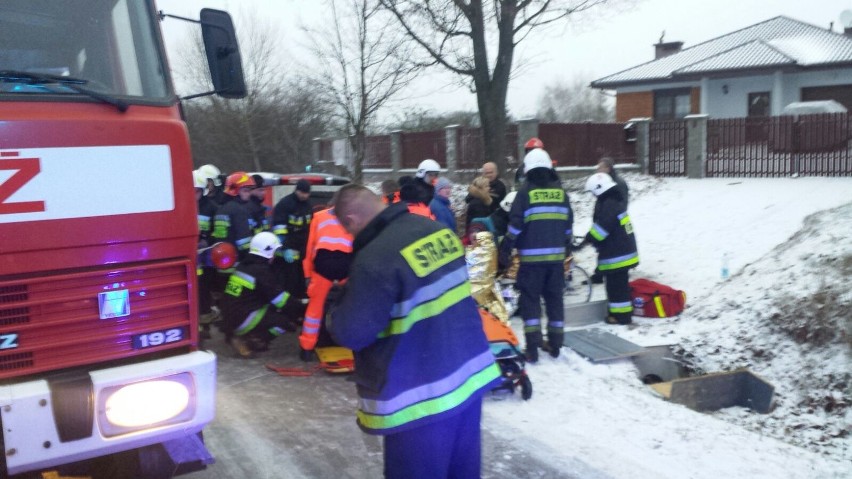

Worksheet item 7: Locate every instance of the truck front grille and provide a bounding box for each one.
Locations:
[0,260,194,380]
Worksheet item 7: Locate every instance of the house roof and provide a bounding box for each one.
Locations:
[592,16,852,88]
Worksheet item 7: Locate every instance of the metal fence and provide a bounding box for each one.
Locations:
[538,122,636,167]
[707,113,852,177]
[401,130,447,169]
[457,125,519,170]
[649,120,686,176]
[364,135,391,169]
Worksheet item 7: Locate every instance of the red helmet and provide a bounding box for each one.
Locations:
[524,137,544,150]
[224,172,254,196]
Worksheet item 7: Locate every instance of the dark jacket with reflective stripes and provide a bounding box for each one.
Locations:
[219,254,293,335]
[586,188,639,273]
[505,169,573,264]
[272,193,313,253]
[329,203,501,435]
[197,195,218,246]
[211,196,253,261]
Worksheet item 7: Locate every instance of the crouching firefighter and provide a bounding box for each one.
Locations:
[499,148,573,362]
[220,232,307,358]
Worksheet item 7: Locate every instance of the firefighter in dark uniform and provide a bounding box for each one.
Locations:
[499,148,573,362]
[211,172,256,293]
[248,174,271,234]
[582,172,639,325]
[272,179,313,298]
[194,170,220,339]
[219,232,306,357]
[328,185,501,478]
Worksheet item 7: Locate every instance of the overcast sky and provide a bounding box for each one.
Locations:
[157,0,852,121]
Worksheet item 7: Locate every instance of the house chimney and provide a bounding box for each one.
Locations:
[655,41,683,59]
[846,27,852,37]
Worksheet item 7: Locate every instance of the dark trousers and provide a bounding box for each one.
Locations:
[384,397,482,479]
[274,257,307,299]
[197,268,213,315]
[516,263,565,349]
[604,269,633,324]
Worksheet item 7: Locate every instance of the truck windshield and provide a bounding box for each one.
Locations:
[0,0,170,102]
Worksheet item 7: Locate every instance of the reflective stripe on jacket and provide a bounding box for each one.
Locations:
[329,203,500,435]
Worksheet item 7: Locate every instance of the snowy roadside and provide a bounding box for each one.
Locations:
[366,174,850,477]
[481,175,852,479]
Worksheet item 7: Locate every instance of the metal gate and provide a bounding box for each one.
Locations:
[648,120,686,176]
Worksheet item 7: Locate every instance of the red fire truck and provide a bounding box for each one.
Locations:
[0,2,245,477]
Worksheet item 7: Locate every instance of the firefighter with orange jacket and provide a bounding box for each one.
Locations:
[299,206,354,361]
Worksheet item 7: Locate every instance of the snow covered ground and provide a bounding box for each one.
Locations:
[475,174,852,479]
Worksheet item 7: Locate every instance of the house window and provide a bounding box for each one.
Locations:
[748,92,771,117]
[654,88,692,120]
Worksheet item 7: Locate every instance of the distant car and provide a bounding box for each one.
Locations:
[251,172,351,211]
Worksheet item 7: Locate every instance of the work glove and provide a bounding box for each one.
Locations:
[299,347,315,362]
[283,249,298,263]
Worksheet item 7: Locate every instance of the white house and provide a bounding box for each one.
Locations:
[592,16,852,122]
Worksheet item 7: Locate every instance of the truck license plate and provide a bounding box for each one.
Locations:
[132,327,186,349]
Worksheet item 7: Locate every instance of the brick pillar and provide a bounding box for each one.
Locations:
[629,118,651,174]
[517,118,539,162]
[445,124,460,182]
[390,130,402,176]
[685,114,708,179]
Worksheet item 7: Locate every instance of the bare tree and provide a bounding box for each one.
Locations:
[304,0,420,182]
[537,75,614,122]
[174,10,323,173]
[378,0,612,175]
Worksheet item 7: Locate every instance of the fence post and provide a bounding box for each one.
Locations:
[445,124,460,182]
[629,118,651,174]
[517,118,539,161]
[390,130,403,177]
[685,114,708,179]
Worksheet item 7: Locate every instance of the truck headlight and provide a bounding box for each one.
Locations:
[98,373,196,437]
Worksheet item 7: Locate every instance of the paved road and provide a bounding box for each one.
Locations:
[185,329,578,479]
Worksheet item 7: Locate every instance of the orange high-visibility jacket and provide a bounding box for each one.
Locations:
[303,208,354,280]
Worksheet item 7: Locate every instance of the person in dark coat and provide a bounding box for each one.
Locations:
[194,170,220,339]
[272,179,313,298]
[581,172,639,325]
[328,184,501,479]
[464,176,493,228]
[481,161,507,211]
[247,174,271,234]
[499,149,573,362]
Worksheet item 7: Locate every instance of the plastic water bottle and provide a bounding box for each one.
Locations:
[720,252,730,280]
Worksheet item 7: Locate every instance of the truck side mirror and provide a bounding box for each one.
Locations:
[200,9,246,99]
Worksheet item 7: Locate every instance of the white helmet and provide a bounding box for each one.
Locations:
[198,164,222,186]
[416,159,441,178]
[500,191,517,212]
[193,170,207,190]
[585,173,616,196]
[249,232,282,259]
[523,149,552,173]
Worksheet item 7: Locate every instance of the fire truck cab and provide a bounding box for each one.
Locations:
[0,1,244,477]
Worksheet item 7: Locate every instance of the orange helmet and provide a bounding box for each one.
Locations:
[224,172,254,196]
[524,137,544,150]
